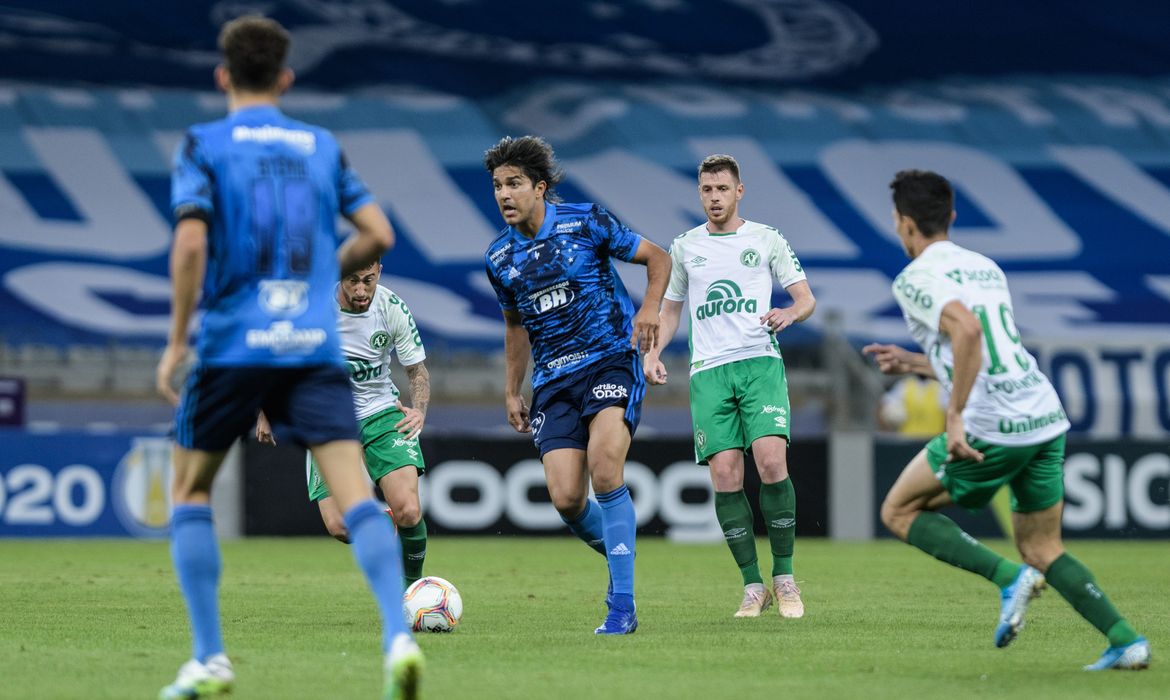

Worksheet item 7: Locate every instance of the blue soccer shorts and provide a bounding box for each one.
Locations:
[175,364,359,451]
[529,350,644,457]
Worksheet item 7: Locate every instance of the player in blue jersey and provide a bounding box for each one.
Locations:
[483,135,671,635]
[154,16,422,700]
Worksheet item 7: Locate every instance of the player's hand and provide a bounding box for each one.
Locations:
[506,394,531,433]
[155,343,190,406]
[630,306,660,353]
[760,307,798,333]
[644,355,668,385]
[255,411,276,446]
[395,404,426,441]
[862,343,913,375]
[945,412,983,463]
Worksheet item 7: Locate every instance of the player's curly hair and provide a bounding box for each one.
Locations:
[218,15,290,93]
[483,135,565,203]
[890,169,953,236]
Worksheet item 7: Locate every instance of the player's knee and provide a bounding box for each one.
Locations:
[551,492,587,518]
[322,513,350,543]
[879,498,913,540]
[756,456,789,483]
[1018,541,1063,572]
[394,501,422,527]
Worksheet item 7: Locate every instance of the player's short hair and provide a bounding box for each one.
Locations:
[483,135,564,203]
[698,154,741,183]
[890,169,953,236]
[218,15,290,93]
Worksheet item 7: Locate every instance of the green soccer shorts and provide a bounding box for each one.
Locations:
[689,355,790,465]
[925,432,1066,513]
[306,406,426,501]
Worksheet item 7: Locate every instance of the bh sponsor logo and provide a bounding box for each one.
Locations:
[530,282,575,314]
[592,383,629,400]
[696,280,757,320]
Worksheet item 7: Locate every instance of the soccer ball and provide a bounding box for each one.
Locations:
[403,576,463,632]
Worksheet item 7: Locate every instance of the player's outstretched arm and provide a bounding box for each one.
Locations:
[644,299,683,385]
[338,202,394,277]
[938,300,984,463]
[760,280,816,333]
[396,361,430,440]
[156,217,207,405]
[629,239,671,352]
[862,343,933,377]
[502,310,532,433]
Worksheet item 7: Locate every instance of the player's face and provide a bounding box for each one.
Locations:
[492,165,546,231]
[892,208,915,258]
[340,263,381,312]
[699,170,743,228]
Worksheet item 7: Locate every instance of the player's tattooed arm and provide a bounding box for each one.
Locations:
[396,361,430,440]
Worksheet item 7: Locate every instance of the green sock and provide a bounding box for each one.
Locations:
[714,490,763,586]
[759,478,796,577]
[398,518,428,586]
[906,512,1020,588]
[1045,553,1139,647]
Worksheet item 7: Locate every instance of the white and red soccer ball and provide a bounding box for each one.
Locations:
[403,576,463,632]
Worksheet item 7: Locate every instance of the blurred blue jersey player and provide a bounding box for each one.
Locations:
[154,16,423,700]
[483,136,671,634]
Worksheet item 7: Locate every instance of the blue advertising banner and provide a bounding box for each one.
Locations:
[0,432,172,538]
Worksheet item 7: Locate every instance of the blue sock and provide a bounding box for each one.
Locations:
[170,504,224,662]
[562,499,606,556]
[344,499,409,652]
[596,484,636,607]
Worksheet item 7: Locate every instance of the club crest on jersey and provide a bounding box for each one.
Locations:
[739,248,761,267]
[370,330,390,349]
[696,279,757,320]
[258,280,309,318]
[695,429,707,450]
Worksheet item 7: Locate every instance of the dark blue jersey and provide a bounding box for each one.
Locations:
[171,105,373,366]
[485,201,642,389]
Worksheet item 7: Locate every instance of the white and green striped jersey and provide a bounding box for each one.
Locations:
[337,284,425,420]
[665,220,806,376]
[892,240,1068,446]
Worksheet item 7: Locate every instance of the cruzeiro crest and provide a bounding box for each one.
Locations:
[696,279,757,321]
[370,330,390,349]
[740,248,761,267]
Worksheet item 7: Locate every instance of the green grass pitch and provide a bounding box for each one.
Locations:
[0,537,1165,699]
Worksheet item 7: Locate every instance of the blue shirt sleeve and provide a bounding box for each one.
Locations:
[171,130,213,222]
[589,204,642,262]
[337,148,375,217]
[485,258,517,311]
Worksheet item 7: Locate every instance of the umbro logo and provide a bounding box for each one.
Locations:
[723,527,748,539]
[407,551,426,560]
[769,518,795,528]
[610,543,632,556]
[689,256,707,267]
